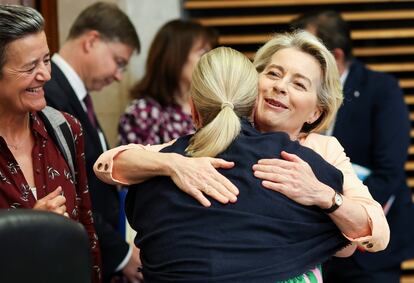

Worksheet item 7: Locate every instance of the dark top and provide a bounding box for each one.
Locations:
[331,59,413,269]
[44,62,128,282]
[0,111,101,282]
[126,120,348,282]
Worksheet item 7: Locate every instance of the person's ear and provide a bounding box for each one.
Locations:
[189,98,202,129]
[332,48,344,61]
[82,30,100,53]
[332,48,346,74]
[306,107,322,125]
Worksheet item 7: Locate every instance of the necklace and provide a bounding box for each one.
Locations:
[0,115,32,151]
[2,131,32,151]
[5,138,28,150]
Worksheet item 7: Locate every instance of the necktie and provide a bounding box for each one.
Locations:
[83,94,97,128]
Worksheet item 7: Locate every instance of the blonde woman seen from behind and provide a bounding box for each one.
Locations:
[187,47,257,157]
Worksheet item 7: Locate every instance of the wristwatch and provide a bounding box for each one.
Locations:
[322,191,343,214]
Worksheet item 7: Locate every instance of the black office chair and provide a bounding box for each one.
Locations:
[0,209,92,283]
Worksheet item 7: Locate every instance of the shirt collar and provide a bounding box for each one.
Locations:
[30,112,49,140]
[52,53,88,101]
[340,67,349,87]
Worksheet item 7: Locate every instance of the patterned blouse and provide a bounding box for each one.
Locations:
[0,111,102,283]
[118,97,194,145]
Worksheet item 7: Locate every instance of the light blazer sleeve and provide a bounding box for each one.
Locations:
[94,143,172,185]
[301,133,390,252]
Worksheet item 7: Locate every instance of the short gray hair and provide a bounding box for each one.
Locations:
[68,2,140,53]
[0,5,44,77]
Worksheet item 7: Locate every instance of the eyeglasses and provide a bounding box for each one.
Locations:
[103,41,129,73]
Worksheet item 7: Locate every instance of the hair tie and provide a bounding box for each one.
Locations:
[221,101,234,110]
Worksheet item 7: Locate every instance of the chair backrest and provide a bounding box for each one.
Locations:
[0,209,91,283]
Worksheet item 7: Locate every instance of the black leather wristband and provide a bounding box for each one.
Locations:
[322,191,343,214]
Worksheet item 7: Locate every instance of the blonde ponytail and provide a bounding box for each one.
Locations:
[186,47,258,157]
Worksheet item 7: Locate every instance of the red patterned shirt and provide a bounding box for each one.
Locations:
[0,111,102,283]
[118,97,194,145]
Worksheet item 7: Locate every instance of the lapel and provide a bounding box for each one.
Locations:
[343,59,365,99]
[50,62,106,150]
[334,59,366,133]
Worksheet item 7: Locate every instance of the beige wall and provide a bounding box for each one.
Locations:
[57,0,180,147]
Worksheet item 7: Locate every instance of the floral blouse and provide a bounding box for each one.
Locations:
[118,97,194,145]
[0,111,102,283]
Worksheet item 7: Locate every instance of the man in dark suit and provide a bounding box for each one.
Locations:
[44,2,141,282]
[292,10,413,283]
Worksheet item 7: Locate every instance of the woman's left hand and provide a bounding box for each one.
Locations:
[169,155,238,207]
[252,151,332,207]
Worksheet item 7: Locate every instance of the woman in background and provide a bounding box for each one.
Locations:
[118,19,217,145]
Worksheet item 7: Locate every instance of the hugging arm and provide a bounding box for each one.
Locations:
[253,151,372,239]
[94,136,388,252]
[94,143,238,207]
[253,135,389,252]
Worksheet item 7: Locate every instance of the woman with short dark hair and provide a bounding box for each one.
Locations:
[0,5,101,282]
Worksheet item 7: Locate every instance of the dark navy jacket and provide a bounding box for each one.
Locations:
[126,120,348,282]
[44,62,129,281]
[331,59,413,269]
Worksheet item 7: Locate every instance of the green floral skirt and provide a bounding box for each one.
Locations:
[278,265,323,283]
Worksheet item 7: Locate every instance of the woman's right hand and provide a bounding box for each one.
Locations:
[169,155,238,207]
[33,186,67,216]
